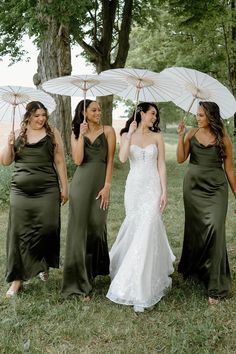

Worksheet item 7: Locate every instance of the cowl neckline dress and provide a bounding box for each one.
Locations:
[61,132,110,298]
[178,135,231,299]
[6,135,61,282]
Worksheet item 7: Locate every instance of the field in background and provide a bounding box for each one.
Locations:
[0,130,235,353]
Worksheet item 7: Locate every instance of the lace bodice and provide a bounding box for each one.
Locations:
[129,144,158,174]
[125,144,161,217]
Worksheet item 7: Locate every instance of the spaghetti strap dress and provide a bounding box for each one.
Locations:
[178,135,231,299]
[6,135,61,282]
[61,132,110,298]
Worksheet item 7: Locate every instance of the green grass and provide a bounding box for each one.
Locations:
[0,132,235,353]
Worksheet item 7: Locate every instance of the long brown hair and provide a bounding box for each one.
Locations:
[19,101,55,149]
[199,101,226,158]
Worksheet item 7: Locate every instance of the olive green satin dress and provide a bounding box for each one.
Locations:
[178,136,231,299]
[6,135,61,282]
[61,133,109,298]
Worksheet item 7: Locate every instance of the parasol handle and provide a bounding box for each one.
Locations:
[133,85,141,121]
[183,96,196,122]
[83,83,87,123]
[11,97,17,132]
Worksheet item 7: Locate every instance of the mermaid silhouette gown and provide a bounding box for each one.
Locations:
[6,135,61,282]
[178,135,231,298]
[106,144,175,308]
[61,132,110,298]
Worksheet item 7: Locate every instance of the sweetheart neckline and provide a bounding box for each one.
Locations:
[130,144,157,150]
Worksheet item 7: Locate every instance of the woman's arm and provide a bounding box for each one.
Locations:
[156,133,167,213]
[176,123,195,163]
[96,126,116,210]
[71,122,88,165]
[119,121,137,163]
[1,131,16,166]
[223,133,236,198]
[53,128,69,205]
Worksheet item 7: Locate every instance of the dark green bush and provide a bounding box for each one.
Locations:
[0,165,13,207]
[65,154,77,180]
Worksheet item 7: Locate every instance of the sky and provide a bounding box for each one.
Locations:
[0,37,126,130]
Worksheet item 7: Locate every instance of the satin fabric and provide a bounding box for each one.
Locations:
[6,136,60,282]
[178,136,231,298]
[61,133,110,298]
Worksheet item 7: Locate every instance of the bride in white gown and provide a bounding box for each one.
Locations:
[106,102,175,312]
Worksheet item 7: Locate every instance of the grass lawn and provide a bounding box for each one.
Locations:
[0,132,235,354]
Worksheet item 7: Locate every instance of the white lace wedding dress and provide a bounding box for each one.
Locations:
[106,144,175,308]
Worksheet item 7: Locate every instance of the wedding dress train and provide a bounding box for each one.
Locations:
[106,144,175,309]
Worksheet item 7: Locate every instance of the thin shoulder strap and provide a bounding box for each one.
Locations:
[189,128,200,141]
[192,128,200,137]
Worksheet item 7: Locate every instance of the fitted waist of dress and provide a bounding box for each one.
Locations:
[15,161,54,167]
[82,160,106,164]
[189,161,223,168]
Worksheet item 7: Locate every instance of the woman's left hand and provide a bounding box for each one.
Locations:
[160,193,167,213]
[96,185,110,210]
[61,189,69,205]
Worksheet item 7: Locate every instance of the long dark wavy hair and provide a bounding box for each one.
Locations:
[19,101,55,149]
[72,99,96,139]
[199,101,226,158]
[120,102,161,136]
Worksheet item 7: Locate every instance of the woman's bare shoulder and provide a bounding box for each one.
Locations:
[103,125,115,133]
[186,127,198,140]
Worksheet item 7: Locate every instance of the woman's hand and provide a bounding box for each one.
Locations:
[96,184,110,210]
[60,189,69,205]
[128,120,137,136]
[8,131,15,146]
[160,193,167,213]
[177,121,186,136]
[79,122,88,137]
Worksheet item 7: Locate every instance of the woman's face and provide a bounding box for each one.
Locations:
[29,108,47,130]
[141,106,157,128]
[196,106,209,128]
[85,102,101,124]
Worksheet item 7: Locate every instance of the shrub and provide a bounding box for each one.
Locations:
[0,165,13,206]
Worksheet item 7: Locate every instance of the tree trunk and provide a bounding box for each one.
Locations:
[76,0,134,126]
[33,20,72,154]
[97,95,113,125]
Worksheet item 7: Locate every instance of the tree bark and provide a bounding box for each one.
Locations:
[75,0,134,125]
[33,19,72,154]
[97,95,114,125]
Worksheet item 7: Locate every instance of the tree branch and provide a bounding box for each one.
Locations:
[113,0,133,68]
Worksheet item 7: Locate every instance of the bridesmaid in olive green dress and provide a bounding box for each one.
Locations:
[61,99,116,298]
[1,101,68,298]
[177,101,236,305]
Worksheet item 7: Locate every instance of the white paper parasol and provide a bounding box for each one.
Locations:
[42,74,127,121]
[100,67,182,119]
[161,67,236,119]
[0,85,56,130]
